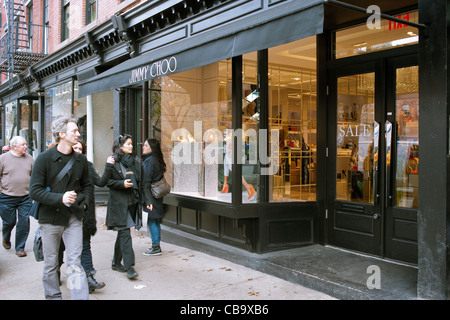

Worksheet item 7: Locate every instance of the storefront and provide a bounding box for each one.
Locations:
[0,0,448,299]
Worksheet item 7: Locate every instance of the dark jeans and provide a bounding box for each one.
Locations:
[113,228,135,270]
[0,194,32,251]
[81,234,95,273]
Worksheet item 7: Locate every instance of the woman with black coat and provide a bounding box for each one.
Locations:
[102,134,146,280]
[142,138,167,256]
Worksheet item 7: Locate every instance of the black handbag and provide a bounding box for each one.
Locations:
[29,152,78,220]
[150,176,171,199]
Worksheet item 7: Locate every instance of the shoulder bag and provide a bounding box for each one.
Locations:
[150,176,171,199]
[29,152,78,220]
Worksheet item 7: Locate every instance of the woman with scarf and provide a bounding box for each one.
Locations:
[103,134,145,280]
[142,138,167,256]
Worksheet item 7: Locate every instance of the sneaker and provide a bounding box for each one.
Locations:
[143,245,162,256]
[127,267,138,279]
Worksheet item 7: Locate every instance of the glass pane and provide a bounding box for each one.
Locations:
[395,66,419,208]
[268,35,317,202]
[335,11,418,59]
[159,59,232,203]
[241,52,259,203]
[336,72,375,203]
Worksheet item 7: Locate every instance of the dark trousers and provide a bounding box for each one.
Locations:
[0,194,32,251]
[113,228,135,270]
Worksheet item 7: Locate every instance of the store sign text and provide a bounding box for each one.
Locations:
[338,124,372,137]
[129,56,177,84]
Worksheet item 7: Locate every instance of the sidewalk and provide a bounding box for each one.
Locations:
[0,206,336,301]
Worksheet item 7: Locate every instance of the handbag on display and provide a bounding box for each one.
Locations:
[28,152,78,220]
[150,176,171,199]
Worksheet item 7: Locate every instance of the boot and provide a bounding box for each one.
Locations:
[86,271,105,293]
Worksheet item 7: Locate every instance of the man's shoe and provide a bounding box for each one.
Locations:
[127,267,138,279]
[86,271,105,293]
[2,239,11,250]
[143,245,162,256]
[111,263,127,273]
[15,250,27,257]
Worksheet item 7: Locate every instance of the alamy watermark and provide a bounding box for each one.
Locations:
[366,265,381,289]
[170,121,279,176]
[366,5,382,30]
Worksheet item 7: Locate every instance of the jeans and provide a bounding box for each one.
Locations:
[0,194,32,251]
[147,218,161,246]
[81,234,95,273]
[40,214,89,300]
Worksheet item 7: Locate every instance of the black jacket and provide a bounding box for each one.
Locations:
[83,161,110,237]
[142,153,165,220]
[103,157,146,230]
[29,146,91,226]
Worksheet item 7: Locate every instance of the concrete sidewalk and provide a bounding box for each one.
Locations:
[0,207,336,301]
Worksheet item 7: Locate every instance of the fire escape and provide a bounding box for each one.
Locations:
[0,0,48,87]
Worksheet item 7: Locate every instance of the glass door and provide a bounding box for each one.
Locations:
[385,62,419,263]
[327,58,419,263]
[327,66,383,256]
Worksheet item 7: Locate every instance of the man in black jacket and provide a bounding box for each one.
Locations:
[29,115,91,300]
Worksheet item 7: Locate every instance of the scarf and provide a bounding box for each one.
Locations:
[120,154,140,204]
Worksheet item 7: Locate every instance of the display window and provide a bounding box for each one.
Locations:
[153,36,317,204]
[44,80,86,148]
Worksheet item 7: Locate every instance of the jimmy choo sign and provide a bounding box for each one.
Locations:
[128,56,177,84]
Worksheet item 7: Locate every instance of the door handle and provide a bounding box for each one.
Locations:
[373,213,380,220]
[372,121,380,205]
[385,120,392,206]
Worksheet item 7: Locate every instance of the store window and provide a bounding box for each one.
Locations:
[157,59,232,202]
[19,99,39,158]
[268,36,317,202]
[4,101,17,146]
[45,80,86,147]
[335,11,418,59]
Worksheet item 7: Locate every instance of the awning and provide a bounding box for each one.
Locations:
[78,0,324,97]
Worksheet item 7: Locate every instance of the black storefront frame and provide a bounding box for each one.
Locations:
[159,49,319,253]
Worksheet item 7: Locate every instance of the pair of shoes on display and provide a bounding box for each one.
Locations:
[111,263,139,280]
[86,271,105,293]
[143,245,162,256]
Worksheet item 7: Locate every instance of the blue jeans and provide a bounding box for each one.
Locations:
[147,218,161,246]
[0,194,32,251]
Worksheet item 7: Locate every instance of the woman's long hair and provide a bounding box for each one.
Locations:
[147,138,166,173]
[112,134,133,162]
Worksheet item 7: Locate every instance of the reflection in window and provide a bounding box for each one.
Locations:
[4,101,17,146]
[336,73,375,203]
[395,66,419,208]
